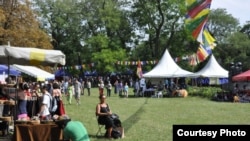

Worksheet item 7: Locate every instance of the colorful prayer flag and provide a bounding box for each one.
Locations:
[185,0,216,63]
[136,60,143,78]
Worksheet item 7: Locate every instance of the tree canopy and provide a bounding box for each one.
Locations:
[1,0,250,75]
[0,0,52,48]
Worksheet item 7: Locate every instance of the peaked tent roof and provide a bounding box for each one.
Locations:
[232,70,250,82]
[188,54,228,78]
[143,49,193,78]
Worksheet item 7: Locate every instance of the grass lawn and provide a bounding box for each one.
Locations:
[61,87,250,141]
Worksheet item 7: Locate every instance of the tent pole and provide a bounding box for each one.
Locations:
[7,56,10,84]
[7,41,10,84]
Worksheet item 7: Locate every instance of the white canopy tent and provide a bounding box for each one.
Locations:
[143,49,194,78]
[11,64,55,81]
[187,54,228,85]
[188,54,228,78]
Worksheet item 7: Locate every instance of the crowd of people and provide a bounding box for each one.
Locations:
[0,77,92,141]
[12,80,68,120]
[2,74,187,140]
[213,83,250,103]
[0,75,127,140]
[0,73,192,140]
[232,83,250,102]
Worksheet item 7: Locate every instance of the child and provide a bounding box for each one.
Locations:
[124,83,129,98]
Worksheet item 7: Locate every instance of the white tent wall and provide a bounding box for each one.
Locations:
[143,78,166,87]
[11,64,55,81]
[209,78,223,85]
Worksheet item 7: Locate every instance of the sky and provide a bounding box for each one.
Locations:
[210,0,250,25]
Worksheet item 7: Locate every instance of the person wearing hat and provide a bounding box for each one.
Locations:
[55,115,90,141]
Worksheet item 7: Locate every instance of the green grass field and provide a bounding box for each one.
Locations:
[61,87,250,141]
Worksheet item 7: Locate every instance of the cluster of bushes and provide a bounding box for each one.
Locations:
[187,86,222,99]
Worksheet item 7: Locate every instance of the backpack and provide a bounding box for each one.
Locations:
[46,93,58,114]
[111,128,122,139]
[111,113,122,127]
[105,128,122,139]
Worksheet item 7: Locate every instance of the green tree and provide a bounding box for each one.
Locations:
[240,21,250,39]
[129,0,196,73]
[226,32,250,71]
[208,8,240,44]
[32,0,86,66]
[33,0,133,73]
[130,0,190,58]
[208,8,250,71]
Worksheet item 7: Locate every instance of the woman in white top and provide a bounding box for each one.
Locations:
[98,80,105,95]
[38,85,51,120]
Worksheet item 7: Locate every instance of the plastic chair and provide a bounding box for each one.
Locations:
[151,91,163,98]
[157,91,163,98]
[96,115,105,137]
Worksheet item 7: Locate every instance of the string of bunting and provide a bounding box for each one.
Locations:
[50,55,200,71]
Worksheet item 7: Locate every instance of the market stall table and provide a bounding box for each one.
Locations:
[13,122,63,141]
[143,88,156,97]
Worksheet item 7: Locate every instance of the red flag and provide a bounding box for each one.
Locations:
[136,60,143,78]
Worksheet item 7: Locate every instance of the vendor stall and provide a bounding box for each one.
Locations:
[0,45,66,140]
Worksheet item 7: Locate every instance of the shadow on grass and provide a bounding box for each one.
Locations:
[122,98,148,134]
[88,134,106,139]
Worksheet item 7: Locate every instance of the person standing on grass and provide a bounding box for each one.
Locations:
[62,80,69,96]
[67,82,74,105]
[118,81,123,96]
[134,79,139,96]
[80,79,85,95]
[106,81,112,97]
[124,82,129,98]
[114,80,118,94]
[139,78,146,96]
[74,78,82,105]
[98,80,105,96]
[86,79,91,96]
